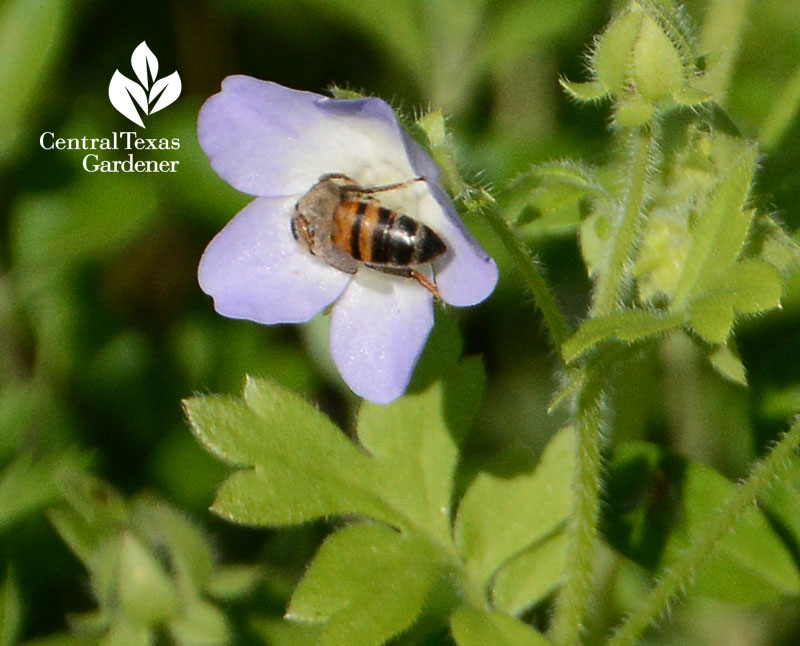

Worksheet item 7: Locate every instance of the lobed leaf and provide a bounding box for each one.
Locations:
[185,378,397,528]
[492,530,569,616]
[688,259,783,344]
[454,427,574,586]
[450,606,551,646]
[357,358,484,543]
[288,523,438,646]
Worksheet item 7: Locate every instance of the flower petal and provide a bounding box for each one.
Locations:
[426,183,499,306]
[330,271,434,404]
[198,76,417,197]
[198,196,351,324]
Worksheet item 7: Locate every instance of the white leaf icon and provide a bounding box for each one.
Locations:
[131,41,158,89]
[108,70,147,127]
[149,71,182,114]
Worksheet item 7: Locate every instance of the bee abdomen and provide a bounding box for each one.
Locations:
[332,200,446,267]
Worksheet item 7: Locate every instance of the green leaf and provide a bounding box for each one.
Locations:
[0,568,22,646]
[604,442,800,604]
[0,0,68,163]
[492,531,568,616]
[288,523,438,646]
[117,534,181,626]
[168,600,230,646]
[0,449,88,532]
[562,310,684,361]
[357,358,484,544]
[592,7,643,94]
[674,86,712,106]
[455,427,574,586]
[559,79,608,102]
[450,606,550,646]
[672,140,758,307]
[633,12,685,101]
[707,343,747,386]
[48,473,128,567]
[248,618,322,646]
[688,259,783,344]
[184,378,396,528]
[131,498,215,597]
[205,564,262,601]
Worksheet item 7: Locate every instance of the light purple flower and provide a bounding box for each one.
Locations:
[197,76,497,404]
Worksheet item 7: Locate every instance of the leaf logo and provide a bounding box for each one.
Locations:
[108,41,181,128]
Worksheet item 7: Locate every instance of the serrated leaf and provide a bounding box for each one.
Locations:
[450,606,550,646]
[707,343,747,386]
[563,310,684,361]
[455,427,574,586]
[0,568,22,646]
[357,358,484,544]
[604,442,800,604]
[492,531,568,616]
[168,600,230,646]
[559,79,607,102]
[633,12,685,101]
[593,7,643,93]
[185,378,396,528]
[689,259,783,344]
[672,140,758,307]
[288,523,438,646]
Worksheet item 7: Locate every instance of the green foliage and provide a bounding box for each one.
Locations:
[605,441,800,604]
[186,367,574,646]
[45,473,257,646]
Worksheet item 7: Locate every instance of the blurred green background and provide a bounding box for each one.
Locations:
[2,0,800,643]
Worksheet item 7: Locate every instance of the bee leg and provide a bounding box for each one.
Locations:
[366,264,440,299]
[409,269,441,299]
[345,176,426,196]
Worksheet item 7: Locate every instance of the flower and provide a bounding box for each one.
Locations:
[197,76,497,404]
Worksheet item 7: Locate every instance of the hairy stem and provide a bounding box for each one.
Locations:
[607,417,800,646]
[550,366,606,646]
[592,126,653,317]
[696,0,750,102]
[480,202,570,348]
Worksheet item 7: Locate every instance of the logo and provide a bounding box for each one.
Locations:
[108,41,181,128]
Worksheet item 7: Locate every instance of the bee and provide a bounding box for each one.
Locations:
[291,173,447,297]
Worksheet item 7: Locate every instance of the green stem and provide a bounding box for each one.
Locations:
[607,417,800,646]
[759,61,800,150]
[592,126,653,317]
[480,203,570,348]
[550,366,607,646]
[695,0,750,103]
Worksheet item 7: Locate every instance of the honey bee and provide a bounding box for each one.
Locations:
[291,173,447,297]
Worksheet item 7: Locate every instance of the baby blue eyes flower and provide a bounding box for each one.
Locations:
[197,76,498,404]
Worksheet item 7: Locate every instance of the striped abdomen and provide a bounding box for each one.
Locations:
[331,199,446,267]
